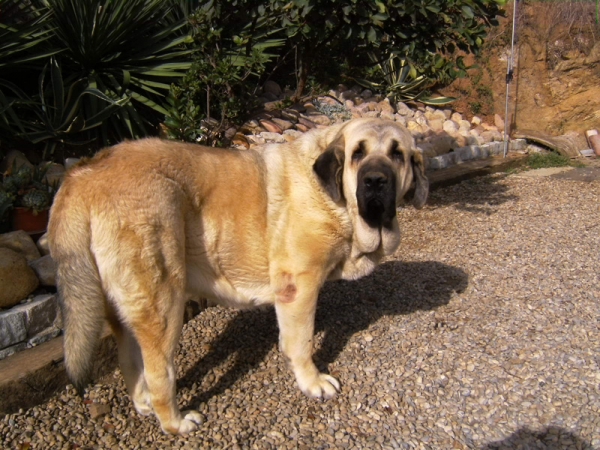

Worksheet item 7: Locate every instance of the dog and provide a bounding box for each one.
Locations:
[48,118,428,434]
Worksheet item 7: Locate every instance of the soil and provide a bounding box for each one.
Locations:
[440,1,600,136]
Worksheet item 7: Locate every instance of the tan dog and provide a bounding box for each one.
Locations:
[48,118,428,434]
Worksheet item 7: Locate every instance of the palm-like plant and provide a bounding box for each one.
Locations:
[355,52,456,106]
[47,0,194,142]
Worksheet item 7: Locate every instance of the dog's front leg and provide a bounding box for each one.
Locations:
[274,273,340,398]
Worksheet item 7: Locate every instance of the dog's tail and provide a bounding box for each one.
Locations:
[48,181,105,395]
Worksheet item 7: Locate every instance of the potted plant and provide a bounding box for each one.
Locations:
[1,162,56,237]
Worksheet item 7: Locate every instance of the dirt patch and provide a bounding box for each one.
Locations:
[441,1,600,136]
[551,166,600,182]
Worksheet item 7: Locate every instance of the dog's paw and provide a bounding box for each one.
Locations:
[300,373,340,399]
[133,398,153,416]
[165,410,204,435]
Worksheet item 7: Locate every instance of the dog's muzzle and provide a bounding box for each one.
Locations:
[356,161,397,229]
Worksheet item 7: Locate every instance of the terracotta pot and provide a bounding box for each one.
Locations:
[10,207,49,239]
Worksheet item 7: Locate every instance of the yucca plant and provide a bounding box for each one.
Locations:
[355,52,456,106]
[0,2,58,71]
[46,0,195,143]
[1,58,128,158]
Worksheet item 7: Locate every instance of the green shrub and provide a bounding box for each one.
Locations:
[163,1,284,144]
[0,0,195,158]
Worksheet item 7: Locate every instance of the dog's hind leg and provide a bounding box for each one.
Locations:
[106,308,152,416]
[127,289,203,435]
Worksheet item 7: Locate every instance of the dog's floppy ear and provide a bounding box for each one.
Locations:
[313,136,346,203]
[411,151,429,209]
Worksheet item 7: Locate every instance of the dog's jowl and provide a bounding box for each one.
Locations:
[48,118,428,434]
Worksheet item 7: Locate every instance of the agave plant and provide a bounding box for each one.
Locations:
[355,52,456,106]
[1,58,127,158]
[0,1,58,71]
[47,0,195,142]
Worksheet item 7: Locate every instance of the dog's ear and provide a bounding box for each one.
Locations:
[313,136,346,203]
[411,151,429,209]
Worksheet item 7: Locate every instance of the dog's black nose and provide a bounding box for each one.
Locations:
[363,171,388,191]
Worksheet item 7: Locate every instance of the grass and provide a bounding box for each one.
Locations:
[525,152,578,169]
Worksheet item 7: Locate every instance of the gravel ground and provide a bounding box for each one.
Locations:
[1,164,599,449]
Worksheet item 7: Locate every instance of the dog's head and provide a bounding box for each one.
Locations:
[313,118,428,255]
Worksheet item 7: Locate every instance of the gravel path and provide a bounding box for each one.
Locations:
[2,166,599,449]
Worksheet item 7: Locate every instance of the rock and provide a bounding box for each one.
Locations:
[88,402,111,420]
[262,92,279,102]
[380,112,395,121]
[425,110,447,122]
[28,326,61,347]
[0,342,27,360]
[282,130,303,141]
[481,123,499,132]
[18,294,59,336]
[231,133,250,150]
[259,132,286,143]
[0,248,39,309]
[451,112,463,122]
[415,115,429,127]
[0,150,33,175]
[303,102,318,113]
[459,120,471,131]
[352,103,371,116]
[418,134,457,157]
[471,116,482,126]
[360,89,373,99]
[262,101,283,112]
[0,306,27,348]
[449,133,469,148]
[42,162,66,187]
[340,90,357,101]
[262,81,282,97]
[295,123,310,132]
[481,130,503,143]
[29,255,57,286]
[361,111,379,119]
[344,99,355,109]
[246,135,266,145]
[393,115,407,126]
[281,109,300,122]
[378,99,395,114]
[494,114,505,132]
[297,117,317,129]
[429,119,444,132]
[239,120,262,134]
[443,120,459,134]
[259,120,283,134]
[224,127,238,141]
[306,114,331,126]
[64,158,81,170]
[271,118,294,131]
[0,230,41,263]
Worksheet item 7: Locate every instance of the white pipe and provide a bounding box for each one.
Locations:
[503,0,518,158]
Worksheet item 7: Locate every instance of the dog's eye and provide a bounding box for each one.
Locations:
[390,140,404,163]
[352,142,366,162]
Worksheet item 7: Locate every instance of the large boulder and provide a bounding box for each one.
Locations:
[29,255,57,287]
[0,248,39,309]
[0,230,41,263]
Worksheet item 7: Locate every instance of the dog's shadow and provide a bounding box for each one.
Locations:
[179,260,468,407]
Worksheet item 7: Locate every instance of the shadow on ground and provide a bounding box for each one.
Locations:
[481,426,593,450]
[180,260,468,407]
[427,173,519,215]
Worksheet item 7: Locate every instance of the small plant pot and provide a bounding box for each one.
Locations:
[10,207,49,240]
